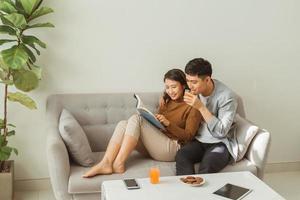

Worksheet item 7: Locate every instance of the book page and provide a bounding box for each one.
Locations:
[134,94,143,109]
[133,94,166,131]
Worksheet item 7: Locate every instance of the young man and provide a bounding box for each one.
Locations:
[175,58,238,175]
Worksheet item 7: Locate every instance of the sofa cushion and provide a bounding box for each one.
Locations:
[68,151,257,194]
[59,109,95,167]
[220,159,257,175]
[235,114,259,161]
[194,158,257,175]
[68,151,175,193]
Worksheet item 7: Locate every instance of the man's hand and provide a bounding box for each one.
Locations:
[184,92,213,123]
[183,92,204,110]
[155,114,170,127]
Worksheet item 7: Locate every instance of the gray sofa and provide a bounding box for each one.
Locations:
[46,93,271,200]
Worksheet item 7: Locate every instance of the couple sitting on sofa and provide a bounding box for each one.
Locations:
[83,57,238,178]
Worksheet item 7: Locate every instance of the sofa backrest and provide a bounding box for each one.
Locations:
[47,92,245,152]
[47,93,160,151]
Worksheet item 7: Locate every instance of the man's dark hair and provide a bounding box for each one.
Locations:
[185,58,212,78]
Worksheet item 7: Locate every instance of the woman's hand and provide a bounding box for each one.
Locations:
[155,114,170,127]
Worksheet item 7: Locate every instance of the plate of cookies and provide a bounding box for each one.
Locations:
[180,176,205,187]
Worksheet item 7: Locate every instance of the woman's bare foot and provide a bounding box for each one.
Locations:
[112,161,125,174]
[82,161,113,178]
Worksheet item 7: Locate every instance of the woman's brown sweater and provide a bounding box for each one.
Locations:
[158,99,203,144]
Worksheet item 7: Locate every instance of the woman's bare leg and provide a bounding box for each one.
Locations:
[112,114,141,173]
[82,141,121,178]
[82,121,127,178]
[83,114,142,176]
[112,135,138,173]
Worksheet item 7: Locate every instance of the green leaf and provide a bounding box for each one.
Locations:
[1,146,12,154]
[0,69,8,80]
[0,135,4,146]
[0,56,9,70]
[8,91,37,109]
[30,7,53,21]
[30,64,41,79]
[8,123,16,128]
[12,70,39,92]
[0,119,3,128]
[0,119,15,129]
[0,25,16,35]
[0,150,10,161]
[1,45,29,70]
[7,130,15,136]
[19,0,41,15]
[0,73,5,81]
[0,146,12,161]
[22,35,46,48]
[12,147,18,155]
[15,0,28,17]
[22,44,36,63]
[0,1,17,14]
[0,15,13,27]
[3,13,27,29]
[0,39,16,45]
[0,80,14,85]
[24,43,40,55]
[26,22,54,29]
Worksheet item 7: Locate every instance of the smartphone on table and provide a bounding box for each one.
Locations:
[123,179,140,190]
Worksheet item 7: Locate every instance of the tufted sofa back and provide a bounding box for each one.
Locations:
[46,92,245,152]
[46,92,160,152]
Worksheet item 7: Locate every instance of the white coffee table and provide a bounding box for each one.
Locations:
[101,171,285,200]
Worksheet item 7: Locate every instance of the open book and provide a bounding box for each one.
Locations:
[134,94,166,131]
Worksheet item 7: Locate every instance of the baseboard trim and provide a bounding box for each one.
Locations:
[15,178,51,191]
[14,161,300,191]
[265,161,300,173]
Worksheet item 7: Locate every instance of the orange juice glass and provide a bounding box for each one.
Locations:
[149,167,160,184]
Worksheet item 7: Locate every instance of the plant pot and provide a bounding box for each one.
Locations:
[0,160,14,200]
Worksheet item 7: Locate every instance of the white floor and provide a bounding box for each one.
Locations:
[264,171,300,200]
[14,171,300,200]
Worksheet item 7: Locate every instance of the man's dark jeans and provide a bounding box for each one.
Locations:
[175,139,231,175]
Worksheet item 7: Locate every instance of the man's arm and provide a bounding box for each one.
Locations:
[184,92,238,138]
[205,97,237,138]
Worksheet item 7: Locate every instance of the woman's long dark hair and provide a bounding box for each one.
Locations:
[163,69,188,103]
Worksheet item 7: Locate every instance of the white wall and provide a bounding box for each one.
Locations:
[1,0,299,180]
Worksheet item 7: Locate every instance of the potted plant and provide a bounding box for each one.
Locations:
[0,0,54,199]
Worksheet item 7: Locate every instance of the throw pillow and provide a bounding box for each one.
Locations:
[59,109,95,166]
[235,114,259,161]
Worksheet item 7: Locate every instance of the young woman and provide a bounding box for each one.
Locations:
[83,69,202,178]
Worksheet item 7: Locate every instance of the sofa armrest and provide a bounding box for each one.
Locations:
[245,129,271,179]
[47,127,72,200]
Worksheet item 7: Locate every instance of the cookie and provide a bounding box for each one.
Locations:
[186,176,195,179]
[192,177,203,184]
[180,176,204,185]
[187,179,197,184]
[180,177,187,183]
